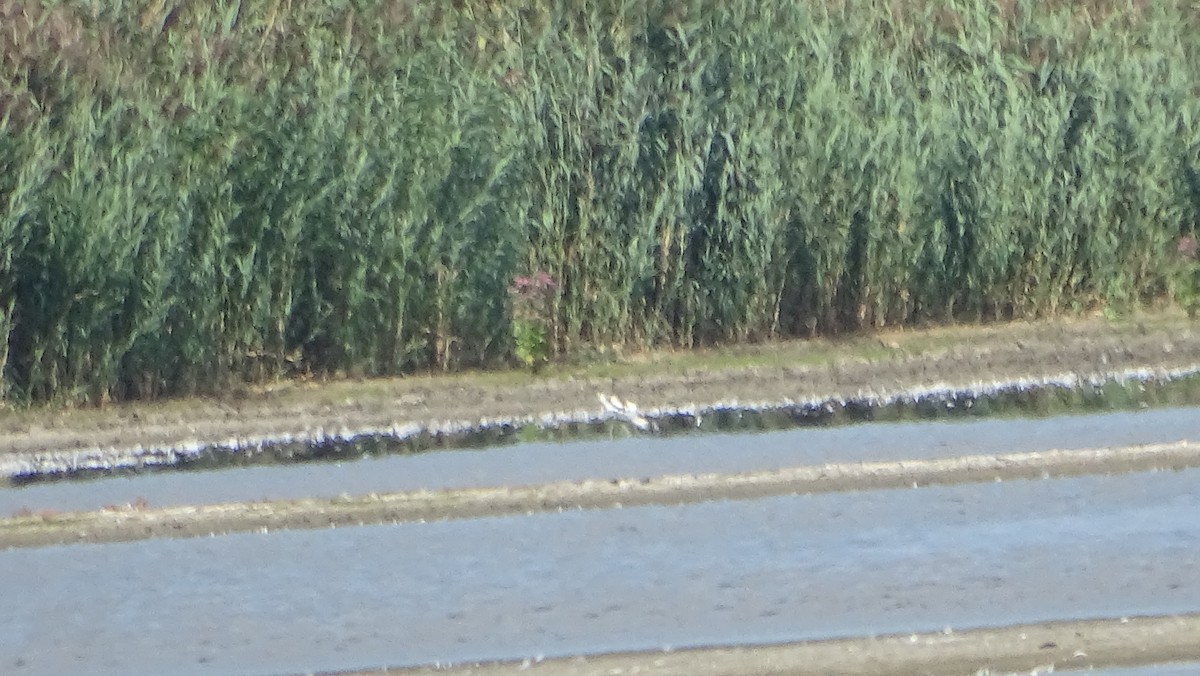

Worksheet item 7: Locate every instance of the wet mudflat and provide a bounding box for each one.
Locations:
[2,467,1198,676]
[3,405,1197,516]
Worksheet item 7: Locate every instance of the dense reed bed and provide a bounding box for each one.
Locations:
[1,0,1198,404]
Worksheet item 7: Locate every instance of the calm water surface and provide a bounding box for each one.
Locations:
[2,467,1197,676]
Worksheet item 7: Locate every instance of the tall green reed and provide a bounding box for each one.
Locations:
[1,0,1198,404]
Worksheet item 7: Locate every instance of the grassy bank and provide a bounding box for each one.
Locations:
[1,0,1198,404]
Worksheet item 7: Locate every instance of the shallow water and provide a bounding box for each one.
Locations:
[1,405,1197,515]
[1084,664,1200,675]
[2,467,1198,676]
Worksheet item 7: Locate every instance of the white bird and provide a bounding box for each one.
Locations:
[598,393,654,432]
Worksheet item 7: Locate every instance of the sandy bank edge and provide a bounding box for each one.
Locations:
[3,440,1197,549]
[324,613,1200,676]
[2,315,1198,470]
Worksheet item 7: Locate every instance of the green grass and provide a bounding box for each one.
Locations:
[1,0,1198,405]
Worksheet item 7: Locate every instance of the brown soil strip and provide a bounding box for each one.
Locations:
[324,613,1200,676]
[3,441,1197,549]
[1,315,1197,465]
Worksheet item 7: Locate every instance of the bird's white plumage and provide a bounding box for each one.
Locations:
[598,393,653,432]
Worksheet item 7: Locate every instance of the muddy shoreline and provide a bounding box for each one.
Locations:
[2,314,1199,548]
[1,315,1198,477]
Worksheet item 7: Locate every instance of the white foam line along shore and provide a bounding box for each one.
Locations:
[2,364,1199,480]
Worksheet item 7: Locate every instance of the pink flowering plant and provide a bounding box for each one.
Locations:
[1172,234,1200,318]
[509,271,557,369]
